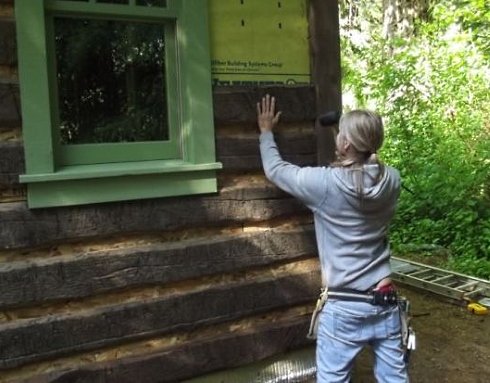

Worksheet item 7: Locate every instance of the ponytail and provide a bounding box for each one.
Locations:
[332,110,386,200]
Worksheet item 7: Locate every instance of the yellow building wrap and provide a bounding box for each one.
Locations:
[208,0,311,86]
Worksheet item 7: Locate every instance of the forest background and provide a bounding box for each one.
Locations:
[338,0,490,278]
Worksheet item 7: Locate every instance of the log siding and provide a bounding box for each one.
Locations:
[0,1,340,381]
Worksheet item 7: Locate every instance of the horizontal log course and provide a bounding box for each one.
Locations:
[1,86,317,132]
[0,129,317,187]
[213,86,317,124]
[0,174,19,187]
[17,315,313,383]
[0,269,320,369]
[0,141,23,187]
[0,82,20,127]
[0,181,24,205]
[0,228,317,308]
[216,131,317,170]
[219,153,316,171]
[0,18,16,66]
[0,140,25,201]
[217,132,316,157]
[0,184,309,249]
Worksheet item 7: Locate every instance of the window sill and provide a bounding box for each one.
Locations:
[20,160,223,208]
[20,160,222,183]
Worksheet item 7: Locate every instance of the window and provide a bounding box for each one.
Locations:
[15,0,221,208]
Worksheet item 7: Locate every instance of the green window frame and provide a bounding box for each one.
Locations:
[15,0,221,208]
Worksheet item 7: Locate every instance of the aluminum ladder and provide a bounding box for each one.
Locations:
[391,257,490,306]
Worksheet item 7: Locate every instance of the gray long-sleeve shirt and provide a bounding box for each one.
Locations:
[260,131,401,290]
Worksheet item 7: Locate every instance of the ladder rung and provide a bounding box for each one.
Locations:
[392,264,419,274]
[455,281,479,291]
[446,280,465,288]
[408,269,433,277]
[429,274,453,283]
[463,288,484,297]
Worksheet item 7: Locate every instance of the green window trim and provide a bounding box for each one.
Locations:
[15,0,222,208]
[48,19,182,166]
[21,161,222,183]
[26,171,220,209]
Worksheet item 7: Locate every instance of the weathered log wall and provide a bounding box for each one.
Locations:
[0,0,341,381]
[0,0,22,204]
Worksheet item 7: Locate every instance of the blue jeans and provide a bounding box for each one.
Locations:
[316,299,409,383]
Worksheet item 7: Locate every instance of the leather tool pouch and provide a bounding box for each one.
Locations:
[372,285,398,305]
[398,297,416,363]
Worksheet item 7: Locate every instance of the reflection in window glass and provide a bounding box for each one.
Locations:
[136,0,167,6]
[54,18,168,144]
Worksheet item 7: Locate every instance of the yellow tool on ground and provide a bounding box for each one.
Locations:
[467,302,488,315]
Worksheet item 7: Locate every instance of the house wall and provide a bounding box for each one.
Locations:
[0,1,341,381]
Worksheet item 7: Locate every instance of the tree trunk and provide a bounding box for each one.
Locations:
[382,0,429,41]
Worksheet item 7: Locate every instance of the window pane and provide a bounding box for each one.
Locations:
[136,0,167,6]
[54,17,168,144]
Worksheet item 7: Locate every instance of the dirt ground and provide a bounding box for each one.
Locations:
[350,287,490,383]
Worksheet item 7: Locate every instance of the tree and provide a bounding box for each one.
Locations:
[382,0,430,41]
[339,0,490,278]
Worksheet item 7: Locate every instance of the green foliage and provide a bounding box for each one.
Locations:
[429,0,490,60]
[340,0,490,278]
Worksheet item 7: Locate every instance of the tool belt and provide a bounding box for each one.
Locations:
[307,285,412,343]
[327,285,399,306]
